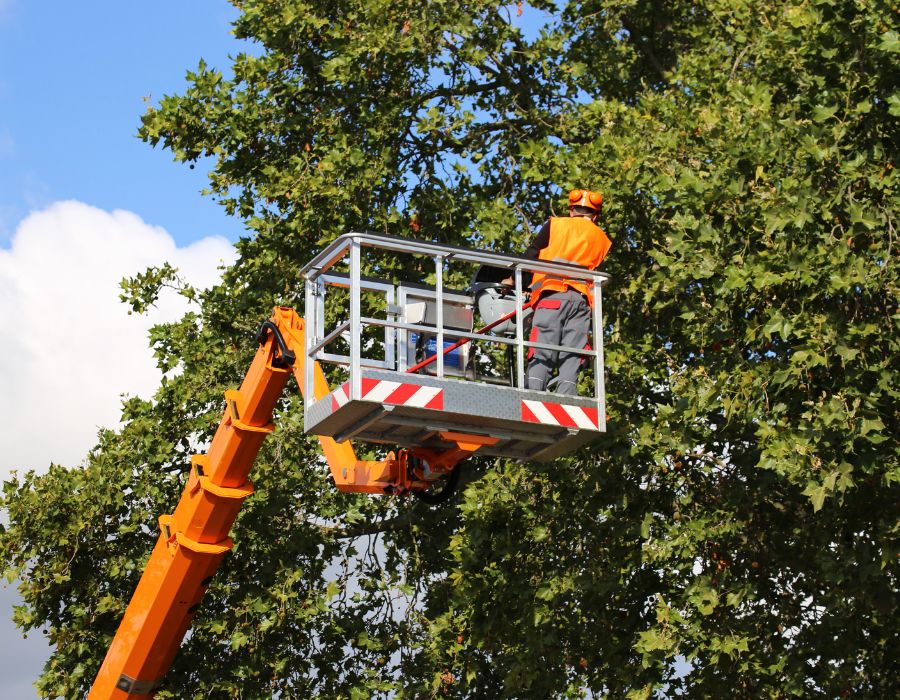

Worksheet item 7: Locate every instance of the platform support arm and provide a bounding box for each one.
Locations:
[271,308,413,494]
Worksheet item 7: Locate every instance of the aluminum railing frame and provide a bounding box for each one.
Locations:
[300,232,610,432]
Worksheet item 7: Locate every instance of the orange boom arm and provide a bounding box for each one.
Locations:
[89,308,489,698]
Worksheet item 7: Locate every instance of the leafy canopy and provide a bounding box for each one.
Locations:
[2,1,897,698]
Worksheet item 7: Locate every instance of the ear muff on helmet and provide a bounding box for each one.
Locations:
[568,189,603,212]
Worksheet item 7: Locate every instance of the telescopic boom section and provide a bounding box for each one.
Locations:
[88,310,294,698]
[89,308,488,699]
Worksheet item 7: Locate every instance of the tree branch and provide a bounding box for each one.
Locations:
[417,79,503,104]
[622,16,670,86]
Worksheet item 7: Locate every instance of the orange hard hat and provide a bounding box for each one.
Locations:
[568,188,603,212]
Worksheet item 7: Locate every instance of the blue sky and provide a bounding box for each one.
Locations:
[0,0,248,248]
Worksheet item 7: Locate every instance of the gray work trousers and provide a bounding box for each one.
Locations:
[526,289,591,395]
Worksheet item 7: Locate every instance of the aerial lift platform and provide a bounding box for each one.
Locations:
[89,233,609,698]
[301,233,608,462]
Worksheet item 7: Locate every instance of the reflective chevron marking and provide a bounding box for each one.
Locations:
[332,379,443,411]
[521,399,600,430]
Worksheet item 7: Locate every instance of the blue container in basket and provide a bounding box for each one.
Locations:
[411,333,463,370]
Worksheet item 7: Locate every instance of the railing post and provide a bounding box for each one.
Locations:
[349,238,362,400]
[593,277,606,431]
[434,254,444,378]
[304,276,315,419]
[514,266,525,390]
[384,284,396,373]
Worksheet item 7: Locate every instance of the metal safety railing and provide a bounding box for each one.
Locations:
[299,232,610,429]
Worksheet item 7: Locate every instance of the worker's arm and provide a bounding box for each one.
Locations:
[502,221,550,287]
[523,221,551,260]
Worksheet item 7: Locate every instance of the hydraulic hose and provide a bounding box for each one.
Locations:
[256,319,296,368]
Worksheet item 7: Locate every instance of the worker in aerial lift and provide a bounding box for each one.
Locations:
[522,188,612,395]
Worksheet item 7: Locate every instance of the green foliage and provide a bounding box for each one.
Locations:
[2,1,897,697]
[119,262,202,315]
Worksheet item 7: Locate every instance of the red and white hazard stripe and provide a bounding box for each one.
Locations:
[332,378,443,411]
[521,399,600,431]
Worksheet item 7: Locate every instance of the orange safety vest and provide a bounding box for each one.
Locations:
[530,217,611,306]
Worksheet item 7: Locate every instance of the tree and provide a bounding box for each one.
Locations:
[2,1,897,697]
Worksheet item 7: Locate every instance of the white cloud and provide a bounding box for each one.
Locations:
[0,203,17,244]
[0,200,236,481]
